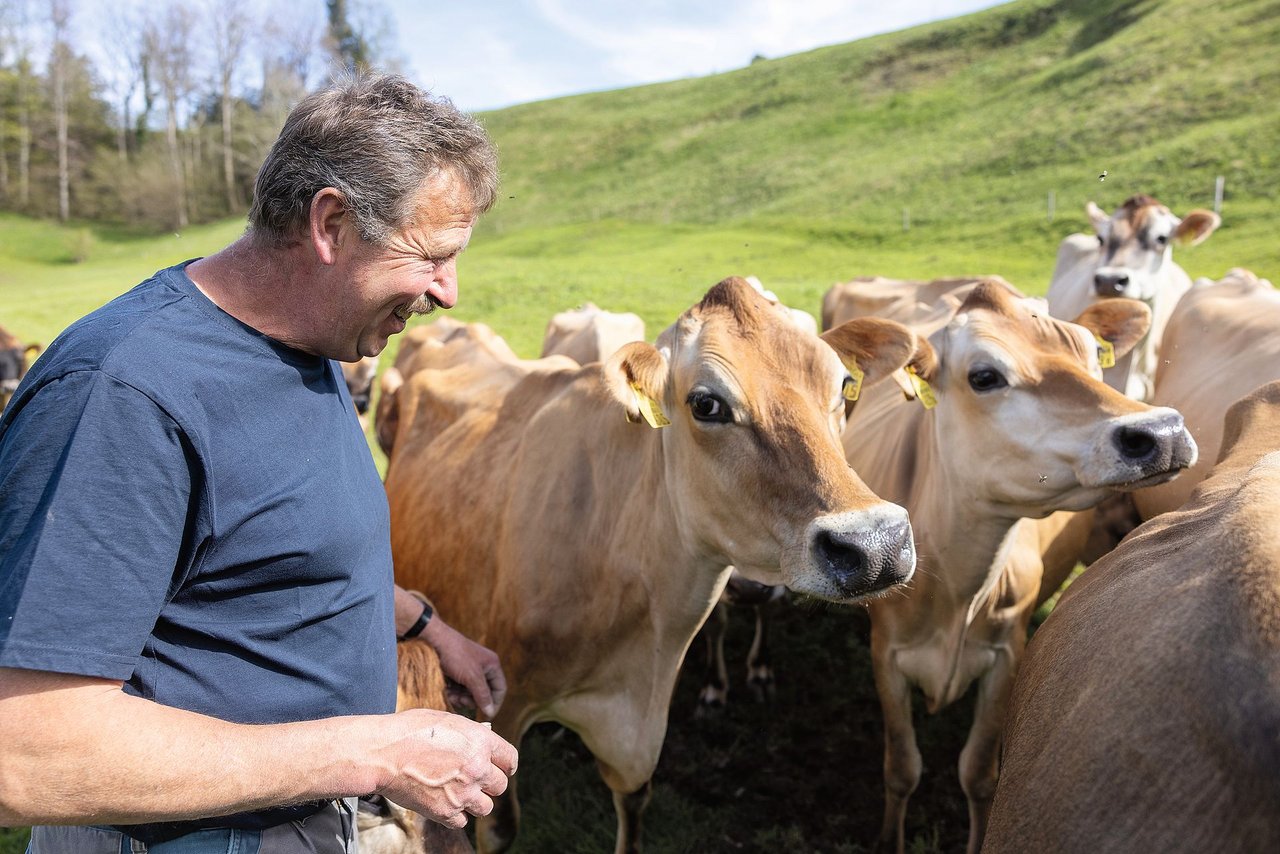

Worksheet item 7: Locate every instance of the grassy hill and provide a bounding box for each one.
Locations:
[0,0,1277,851]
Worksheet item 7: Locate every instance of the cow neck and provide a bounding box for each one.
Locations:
[610,423,736,632]
[903,405,1027,624]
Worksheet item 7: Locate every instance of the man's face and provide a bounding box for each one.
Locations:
[339,171,477,359]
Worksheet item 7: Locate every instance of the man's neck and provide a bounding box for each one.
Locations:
[186,239,320,354]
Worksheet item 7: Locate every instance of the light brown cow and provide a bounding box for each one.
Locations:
[985,381,1280,854]
[386,277,923,853]
[1034,268,1280,608]
[838,280,1196,854]
[1047,194,1220,400]
[0,325,41,412]
[539,302,646,364]
[1134,268,1280,518]
[374,318,537,458]
[821,275,1020,332]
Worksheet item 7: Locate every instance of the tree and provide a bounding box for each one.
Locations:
[209,0,251,211]
[49,0,71,221]
[145,0,197,229]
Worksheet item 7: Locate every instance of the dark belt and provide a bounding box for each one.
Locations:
[113,800,330,845]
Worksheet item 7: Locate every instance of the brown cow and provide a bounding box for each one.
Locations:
[0,325,42,412]
[835,280,1196,854]
[386,277,924,853]
[985,381,1280,854]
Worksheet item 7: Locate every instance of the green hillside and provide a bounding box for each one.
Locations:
[484,0,1277,232]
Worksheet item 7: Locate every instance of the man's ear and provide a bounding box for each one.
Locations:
[1074,299,1152,360]
[1086,201,1109,233]
[1174,209,1220,247]
[603,342,670,424]
[309,188,352,266]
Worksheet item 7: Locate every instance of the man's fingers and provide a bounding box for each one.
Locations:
[481,761,511,798]
[465,791,495,817]
[490,735,519,776]
[461,668,494,719]
[484,661,507,715]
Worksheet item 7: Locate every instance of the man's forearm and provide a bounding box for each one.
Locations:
[0,666,517,830]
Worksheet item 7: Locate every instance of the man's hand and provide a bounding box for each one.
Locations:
[422,616,507,718]
[374,709,517,829]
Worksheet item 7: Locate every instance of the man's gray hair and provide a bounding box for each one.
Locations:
[249,74,498,247]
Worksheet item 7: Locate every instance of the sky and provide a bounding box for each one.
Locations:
[384,1,1010,112]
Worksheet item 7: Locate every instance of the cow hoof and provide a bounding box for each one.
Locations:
[696,685,727,718]
[747,667,775,703]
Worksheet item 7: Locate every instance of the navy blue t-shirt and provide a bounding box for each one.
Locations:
[0,260,397,724]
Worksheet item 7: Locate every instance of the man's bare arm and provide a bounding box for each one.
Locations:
[0,667,516,828]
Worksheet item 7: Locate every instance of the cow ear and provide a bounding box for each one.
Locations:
[1086,201,1109,233]
[1074,299,1152,360]
[1174,209,1220,247]
[603,341,670,425]
[821,317,922,387]
[24,343,42,358]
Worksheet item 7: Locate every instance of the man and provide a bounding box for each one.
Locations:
[0,74,516,853]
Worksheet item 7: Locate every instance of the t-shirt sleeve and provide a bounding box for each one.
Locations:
[0,369,199,680]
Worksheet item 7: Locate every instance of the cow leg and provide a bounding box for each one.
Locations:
[696,601,730,715]
[958,648,1018,854]
[611,779,653,854]
[745,601,776,702]
[873,645,920,854]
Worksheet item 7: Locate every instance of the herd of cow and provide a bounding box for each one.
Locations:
[4,193,1278,854]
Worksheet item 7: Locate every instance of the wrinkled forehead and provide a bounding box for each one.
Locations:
[946,300,1097,375]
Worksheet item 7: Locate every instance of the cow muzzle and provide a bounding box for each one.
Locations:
[793,504,916,603]
[1078,407,1198,490]
[1094,269,1132,297]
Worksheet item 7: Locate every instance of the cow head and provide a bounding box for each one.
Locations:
[0,333,41,411]
[1086,194,1219,301]
[603,276,921,603]
[341,354,380,415]
[909,281,1197,515]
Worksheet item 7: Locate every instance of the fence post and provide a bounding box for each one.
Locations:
[902,207,910,232]
[1214,176,1224,215]
[1047,190,1055,222]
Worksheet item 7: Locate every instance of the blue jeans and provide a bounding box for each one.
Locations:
[26,798,357,853]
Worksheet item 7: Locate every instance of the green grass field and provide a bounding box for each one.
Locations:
[1,0,1277,850]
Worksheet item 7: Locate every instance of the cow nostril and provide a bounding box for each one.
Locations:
[815,529,869,592]
[1115,426,1157,460]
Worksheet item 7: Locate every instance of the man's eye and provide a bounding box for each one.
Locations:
[688,392,732,423]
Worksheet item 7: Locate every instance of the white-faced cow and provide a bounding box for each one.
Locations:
[985,381,1280,854]
[385,277,923,853]
[1047,194,1219,400]
[835,279,1196,854]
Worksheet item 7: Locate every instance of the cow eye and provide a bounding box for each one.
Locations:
[688,391,732,423]
[968,368,1007,392]
[1155,234,1169,247]
[1096,234,1105,247]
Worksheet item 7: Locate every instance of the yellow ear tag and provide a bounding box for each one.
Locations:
[1094,335,1116,369]
[629,382,670,428]
[842,361,865,402]
[905,366,938,410]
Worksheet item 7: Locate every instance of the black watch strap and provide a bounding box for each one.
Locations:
[398,599,434,640]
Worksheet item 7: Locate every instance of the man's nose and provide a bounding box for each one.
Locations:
[429,259,459,309]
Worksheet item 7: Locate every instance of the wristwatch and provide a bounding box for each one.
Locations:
[398,598,434,640]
